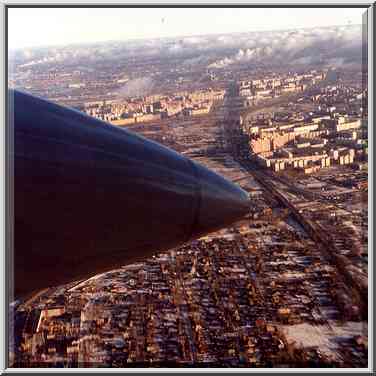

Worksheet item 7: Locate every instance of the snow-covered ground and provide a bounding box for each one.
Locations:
[279,321,368,361]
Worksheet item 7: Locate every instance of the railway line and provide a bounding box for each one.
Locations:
[222,91,367,319]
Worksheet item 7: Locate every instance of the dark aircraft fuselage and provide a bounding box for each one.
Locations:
[10,90,250,299]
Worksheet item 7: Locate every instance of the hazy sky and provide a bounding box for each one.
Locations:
[8,7,366,49]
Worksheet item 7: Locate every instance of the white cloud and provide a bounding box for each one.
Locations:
[207,25,362,69]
